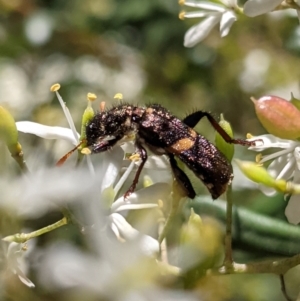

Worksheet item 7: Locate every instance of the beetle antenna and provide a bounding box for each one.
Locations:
[56,140,84,166]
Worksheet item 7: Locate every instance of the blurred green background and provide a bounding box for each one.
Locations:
[1,0,300,300]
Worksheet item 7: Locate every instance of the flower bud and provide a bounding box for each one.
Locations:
[0,106,20,154]
[251,95,300,139]
[179,209,223,271]
[180,208,203,245]
[236,159,276,187]
[215,114,234,161]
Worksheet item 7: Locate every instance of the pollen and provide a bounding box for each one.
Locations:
[178,0,185,6]
[114,93,123,100]
[81,147,91,155]
[179,11,185,20]
[255,153,262,163]
[125,133,135,141]
[87,93,97,102]
[50,83,61,92]
[22,243,28,251]
[158,199,164,209]
[129,153,141,161]
[246,133,254,139]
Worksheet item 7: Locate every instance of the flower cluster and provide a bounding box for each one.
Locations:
[1,85,173,289]
[239,95,300,224]
[180,0,300,47]
[179,0,239,47]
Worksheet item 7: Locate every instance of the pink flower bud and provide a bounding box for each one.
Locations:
[252,95,300,139]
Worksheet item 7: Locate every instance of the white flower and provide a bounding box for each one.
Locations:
[14,89,172,255]
[36,241,197,300]
[100,149,171,255]
[243,0,282,17]
[248,134,300,224]
[244,0,300,21]
[16,121,79,145]
[1,242,35,288]
[180,0,238,47]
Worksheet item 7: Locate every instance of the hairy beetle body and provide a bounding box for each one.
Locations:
[85,104,239,199]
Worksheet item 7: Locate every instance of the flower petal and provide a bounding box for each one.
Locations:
[55,91,78,142]
[220,10,237,37]
[5,242,35,288]
[183,11,219,19]
[243,0,282,17]
[144,155,171,170]
[16,121,79,145]
[295,146,300,170]
[248,134,296,151]
[99,146,124,192]
[111,182,171,212]
[259,185,277,196]
[266,154,294,179]
[16,268,35,288]
[285,170,300,224]
[113,203,158,212]
[223,0,237,6]
[183,1,226,12]
[184,15,221,47]
[110,213,159,256]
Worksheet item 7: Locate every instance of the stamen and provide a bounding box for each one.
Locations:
[21,244,28,251]
[114,93,123,101]
[50,83,61,92]
[87,93,97,102]
[158,199,164,209]
[246,133,254,139]
[126,133,136,141]
[113,160,136,196]
[179,11,185,20]
[182,11,213,18]
[52,86,78,142]
[178,0,185,6]
[81,147,91,155]
[129,153,141,161]
[255,154,262,163]
[260,148,292,164]
[277,157,295,180]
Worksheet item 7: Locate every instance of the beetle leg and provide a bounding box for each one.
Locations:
[168,154,196,199]
[183,111,255,147]
[124,141,148,199]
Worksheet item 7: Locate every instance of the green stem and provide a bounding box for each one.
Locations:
[209,253,300,276]
[2,217,68,243]
[224,185,233,268]
[188,196,300,256]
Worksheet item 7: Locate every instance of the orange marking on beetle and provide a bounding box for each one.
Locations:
[146,108,154,114]
[167,138,195,154]
[189,129,197,138]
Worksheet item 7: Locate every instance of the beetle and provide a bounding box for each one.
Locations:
[83,104,255,199]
